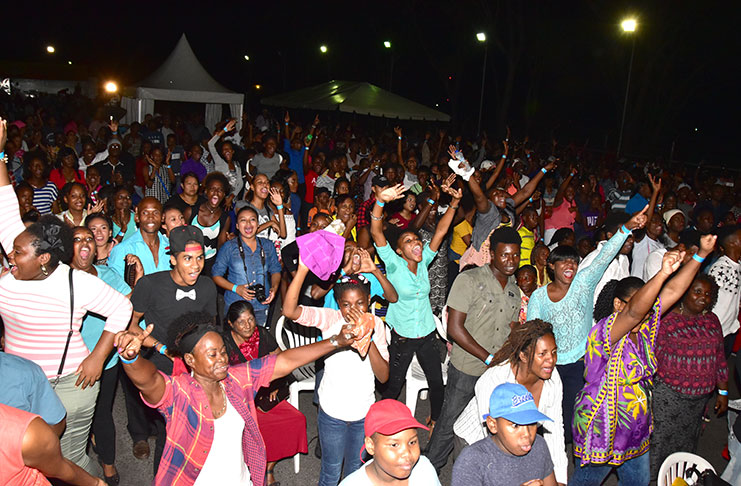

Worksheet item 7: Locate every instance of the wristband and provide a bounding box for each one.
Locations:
[484,354,494,366]
[112,130,118,134]
[427,198,435,205]
[117,231,125,237]
[276,204,284,211]
[0,151,4,159]
[306,134,313,140]
[159,344,168,355]
[119,353,139,364]
[541,168,547,174]
[718,389,729,396]
[232,284,238,293]
[376,201,385,208]
[528,197,533,203]
[501,155,507,159]
[285,122,289,126]
[692,254,705,264]
[621,224,631,235]
[398,136,402,140]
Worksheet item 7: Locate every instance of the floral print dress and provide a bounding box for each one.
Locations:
[572,298,661,466]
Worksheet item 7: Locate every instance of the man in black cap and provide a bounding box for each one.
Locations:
[126,225,217,473]
[128,224,218,375]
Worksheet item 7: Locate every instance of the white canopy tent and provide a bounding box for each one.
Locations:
[121,34,243,131]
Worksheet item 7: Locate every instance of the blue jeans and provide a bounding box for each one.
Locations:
[253,307,269,327]
[317,407,365,486]
[571,453,650,486]
[557,360,584,443]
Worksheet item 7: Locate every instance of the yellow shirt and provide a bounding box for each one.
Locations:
[450,220,473,263]
[518,226,535,266]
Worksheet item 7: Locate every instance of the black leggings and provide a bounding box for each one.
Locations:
[92,363,120,465]
[381,329,444,421]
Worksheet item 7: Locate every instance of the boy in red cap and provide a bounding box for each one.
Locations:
[340,399,441,485]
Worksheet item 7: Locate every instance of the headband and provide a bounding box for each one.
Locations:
[178,324,220,355]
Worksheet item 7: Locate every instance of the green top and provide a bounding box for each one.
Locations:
[446,265,520,376]
[376,242,437,338]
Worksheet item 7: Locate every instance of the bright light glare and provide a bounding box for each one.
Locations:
[621,18,637,32]
[320,45,328,53]
[254,84,262,90]
[476,32,486,42]
[46,45,55,53]
[244,55,250,61]
[67,61,72,65]
[104,82,118,93]
[384,41,391,49]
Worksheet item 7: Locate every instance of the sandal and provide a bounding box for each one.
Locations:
[98,459,120,486]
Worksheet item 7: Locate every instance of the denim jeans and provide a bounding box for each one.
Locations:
[317,407,365,486]
[425,363,479,471]
[556,360,584,443]
[571,453,650,486]
[381,330,444,421]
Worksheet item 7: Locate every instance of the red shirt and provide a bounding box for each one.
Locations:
[305,170,319,204]
[0,403,51,486]
[49,168,85,190]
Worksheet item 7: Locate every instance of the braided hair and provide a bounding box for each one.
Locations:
[491,319,555,377]
[593,277,644,323]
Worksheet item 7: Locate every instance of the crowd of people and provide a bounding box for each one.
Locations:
[0,94,740,486]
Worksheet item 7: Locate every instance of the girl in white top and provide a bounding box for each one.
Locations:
[208,119,244,198]
[283,259,389,486]
[453,319,568,485]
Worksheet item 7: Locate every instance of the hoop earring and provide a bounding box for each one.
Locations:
[40,264,49,276]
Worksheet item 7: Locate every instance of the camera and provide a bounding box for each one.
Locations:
[248,283,266,302]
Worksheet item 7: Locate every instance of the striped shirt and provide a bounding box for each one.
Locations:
[0,185,133,378]
[31,181,58,215]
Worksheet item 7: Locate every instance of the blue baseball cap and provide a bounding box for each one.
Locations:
[484,383,552,425]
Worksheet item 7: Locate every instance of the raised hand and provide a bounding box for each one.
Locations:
[114,323,154,361]
[393,126,403,138]
[626,205,649,231]
[698,234,717,257]
[284,111,290,124]
[269,187,284,207]
[86,199,105,214]
[108,119,119,134]
[313,114,320,127]
[0,117,6,151]
[375,183,406,203]
[660,249,685,276]
[543,159,557,172]
[441,174,462,199]
[428,182,441,202]
[648,173,662,193]
[447,144,461,161]
[223,119,237,133]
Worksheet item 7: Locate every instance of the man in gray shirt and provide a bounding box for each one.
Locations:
[426,227,521,471]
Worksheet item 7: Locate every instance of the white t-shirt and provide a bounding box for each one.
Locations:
[193,397,251,486]
[339,455,440,485]
[296,306,389,421]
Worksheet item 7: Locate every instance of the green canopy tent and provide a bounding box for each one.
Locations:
[261,80,450,122]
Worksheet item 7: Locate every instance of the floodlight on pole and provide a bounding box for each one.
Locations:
[320,45,328,53]
[104,81,118,93]
[476,32,488,135]
[621,18,637,32]
[46,45,55,53]
[384,41,392,49]
[617,17,638,157]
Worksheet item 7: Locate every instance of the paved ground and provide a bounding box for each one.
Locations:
[103,360,737,486]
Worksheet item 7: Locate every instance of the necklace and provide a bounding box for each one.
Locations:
[214,382,227,417]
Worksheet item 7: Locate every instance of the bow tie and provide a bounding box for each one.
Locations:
[175,289,196,301]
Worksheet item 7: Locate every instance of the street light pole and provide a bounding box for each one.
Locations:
[617,18,637,158]
[476,33,488,136]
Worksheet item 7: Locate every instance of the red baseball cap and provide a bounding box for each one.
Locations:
[360,399,428,461]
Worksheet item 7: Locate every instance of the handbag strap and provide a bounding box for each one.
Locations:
[56,268,75,379]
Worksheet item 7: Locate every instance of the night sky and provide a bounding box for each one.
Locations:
[1,1,738,164]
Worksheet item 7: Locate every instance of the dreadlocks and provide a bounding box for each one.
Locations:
[491,319,555,377]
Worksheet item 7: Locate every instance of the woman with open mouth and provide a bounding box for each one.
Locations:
[526,206,649,445]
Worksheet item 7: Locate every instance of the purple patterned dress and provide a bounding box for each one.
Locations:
[572,298,661,466]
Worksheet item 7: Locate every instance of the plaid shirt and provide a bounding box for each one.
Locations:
[356,195,376,229]
[144,355,277,486]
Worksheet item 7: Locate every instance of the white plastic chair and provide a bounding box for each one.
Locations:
[657,452,715,486]
[404,309,449,417]
[274,315,321,473]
